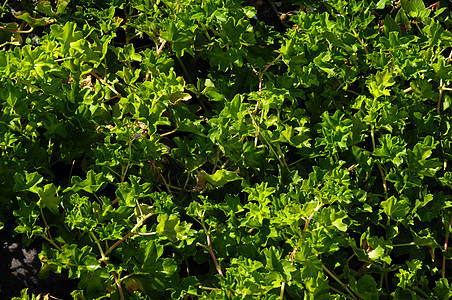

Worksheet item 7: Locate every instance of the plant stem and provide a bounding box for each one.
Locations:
[92,234,124,300]
[1,0,9,10]
[159,172,173,194]
[437,79,443,114]
[303,211,316,232]
[90,70,121,97]
[351,29,369,55]
[303,204,321,232]
[247,108,287,169]
[0,24,33,33]
[392,242,415,247]
[199,286,222,291]
[197,232,224,277]
[160,128,178,137]
[379,218,391,290]
[156,40,167,56]
[328,284,346,295]
[130,232,157,236]
[257,54,282,94]
[89,231,107,261]
[371,125,388,194]
[112,271,125,300]
[279,281,285,300]
[105,212,154,256]
[40,234,62,252]
[276,144,289,170]
[322,264,358,300]
[442,215,451,278]
[119,272,136,282]
[40,207,53,241]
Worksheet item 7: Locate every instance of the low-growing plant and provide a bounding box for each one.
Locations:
[1,0,452,299]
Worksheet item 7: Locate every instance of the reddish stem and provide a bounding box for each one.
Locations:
[303,211,316,232]
[257,54,282,94]
[198,233,224,277]
[90,70,121,96]
[105,212,153,256]
[157,40,167,56]
[426,2,439,10]
[111,268,125,300]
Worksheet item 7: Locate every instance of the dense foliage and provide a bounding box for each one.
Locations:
[1,0,452,299]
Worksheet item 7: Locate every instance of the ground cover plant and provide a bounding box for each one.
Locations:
[1,0,452,299]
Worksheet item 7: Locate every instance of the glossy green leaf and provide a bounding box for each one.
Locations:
[156,214,180,242]
[381,196,410,220]
[201,169,242,188]
[37,183,60,214]
[13,172,44,193]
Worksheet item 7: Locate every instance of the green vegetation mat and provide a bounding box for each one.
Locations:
[1,0,452,299]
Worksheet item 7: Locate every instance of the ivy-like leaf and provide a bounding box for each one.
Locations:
[381,196,410,220]
[156,214,180,242]
[13,171,43,193]
[201,169,242,189]
[37,183,60,214]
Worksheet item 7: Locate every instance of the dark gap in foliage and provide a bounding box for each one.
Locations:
[0,222,79,299]
[97,183,117,201]
[184,255,211,278]
[192,56,211,79]
[131,35,154,51]
[49,158,86,187]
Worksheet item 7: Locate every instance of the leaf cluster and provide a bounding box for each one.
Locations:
[1,0,452,299]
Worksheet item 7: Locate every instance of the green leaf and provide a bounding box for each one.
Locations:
[313,52,336,77]
[330,209,348,232]
[401,0,428,19]
[367,69,395,98]
[50,22,84,55]
[381,196,410,220]
[356,275,378,300]
[156,214,180,242]
[374,135,406,167]
[411,228,440,248]
[57,244,101,278]
[406,136,442,177]
[36,0,69,17]
[439,172,452,188]
[170,276,201,298]
[222,17,246,44]
[11,288,37,300]
[15,11,49,27]
[366,243,392,264]
[384,14,401,36]
[315,110,353,155]
[68,170,107,194]
[443,94,451,111]
[263,247,283,273]
[37,183,61,214]
[433,278,452,299]
[139,240,164,271]
[395,9,410,31]
[13,171,44,193]
[201,169,242,188]
[376,0,392,9]
[0,22,23,46]
[116,183,137,208]
[0,80,27,112]
[352,146,374,173]
[396,259,423,289]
